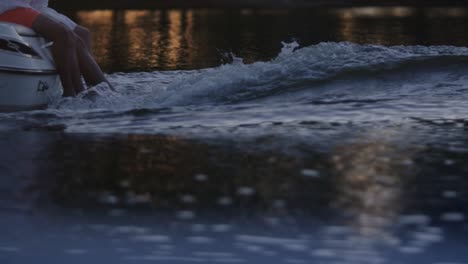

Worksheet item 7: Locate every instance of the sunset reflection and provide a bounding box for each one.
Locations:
[426,7,467,17]
[74,7,468,71]
[327,132,411,263]
[76,9,195,72]
[168,10,182,66]
[336,7,414,18]
[77,10,113,24]
[77,10,114,70]
[125,10,153,68]
[336,7,413,44]
[332,138,405,236]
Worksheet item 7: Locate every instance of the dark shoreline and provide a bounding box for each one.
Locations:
[50,0,468,11]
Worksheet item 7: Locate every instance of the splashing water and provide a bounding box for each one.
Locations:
[2,41,468,136]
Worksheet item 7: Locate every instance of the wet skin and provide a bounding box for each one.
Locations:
[32,14,108,96]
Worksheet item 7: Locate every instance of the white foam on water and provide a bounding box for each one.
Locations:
[4,42,467,135]
[39,42,468,112]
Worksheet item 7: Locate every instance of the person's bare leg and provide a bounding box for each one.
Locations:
[73,25,92,52]
[32,15,84,96]
[74,25,114,89]
[74,37,108,86]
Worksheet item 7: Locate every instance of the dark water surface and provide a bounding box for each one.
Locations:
[2,7,468,264]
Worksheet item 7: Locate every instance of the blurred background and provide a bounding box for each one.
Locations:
[44,1,468,73]
[2,1,468,264]
[49,0,468,10]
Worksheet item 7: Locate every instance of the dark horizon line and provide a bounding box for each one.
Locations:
[50,0,468,11]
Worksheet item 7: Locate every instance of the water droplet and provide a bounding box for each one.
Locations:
[413,232,443,243]
[311,249,335,257]
[65,249,88,255]
[273,200,286,209]
[108,209,126,217]
[399,215,431,225]
[399,246,423,254]
[187,236,214,244]
[441,212,465,222]
[237,187,255,196]
[115,248,131,253]
[301,169,320,178]
[180,195,196,204]
[126,192,152,205]
[442,191,458,198]
[176,210,196,220]
[0,247,20,252]
[444,159,456,166]
[284,244,307,251]
[98,192,119,205]
[267,157,277,163]
[191,224,206,233]
[212,224,232,233]
[112,226,149,235]
[134,235,171,243]
[194,174,208,182]
[217,197,233,206]
[401,159,414,166]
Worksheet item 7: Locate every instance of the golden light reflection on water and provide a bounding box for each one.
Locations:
[125,10,153,67]
[332,139,404,236]
[76,9,195,71]
[336,7,413,45]
[327,131,413,263]
[335,7,414,18]
[168,10,183,67]
[77,10,114,69]
[426,7,467,17]
[74,7,468,71]
[124,10,151,25]
[335,7,468,46]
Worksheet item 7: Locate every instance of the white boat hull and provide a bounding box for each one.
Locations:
[0,22,62,111]
[0,71,61,111]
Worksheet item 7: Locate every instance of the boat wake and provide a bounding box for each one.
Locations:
[49,41,468,108]
[4,42,468,135]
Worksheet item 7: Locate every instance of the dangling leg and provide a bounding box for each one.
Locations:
[74,36,108,86]
[74,25,92,52]
[74,25,114,89]
[32,15,84,96]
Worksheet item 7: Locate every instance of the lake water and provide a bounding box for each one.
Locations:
[1,6,468,264]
